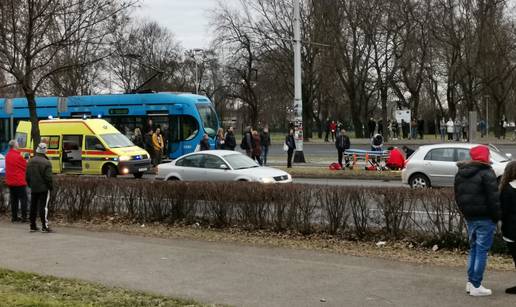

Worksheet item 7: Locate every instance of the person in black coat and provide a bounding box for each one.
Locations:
[260,128,271,165]
[454,145,500,296]
[499,161,516,294]
[240,126,253,157]
[335,129,350,169]
[199,134,211,151]
[224,126,236,150]
[285,129,296,168]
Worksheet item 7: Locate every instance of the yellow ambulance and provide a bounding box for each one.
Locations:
[15,119,151,178]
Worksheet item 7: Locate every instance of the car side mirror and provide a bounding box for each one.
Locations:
[506,153,513,160]
[95,144,105,151]
[220,164,229,170]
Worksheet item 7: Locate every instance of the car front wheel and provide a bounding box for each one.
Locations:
[409,174,430,188]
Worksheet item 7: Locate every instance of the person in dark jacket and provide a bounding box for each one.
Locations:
[454,145,500,297]
[5,140,28,223]
[144,129,155,166]
[241,126,253,157]
[402,145,415,158]
[26,143,54,233]
[335,129,350,169]
[131,128,144,148]
[199,134,211,151]
[224,126,236,150]
[215,128,225,149]
[285,129,296,168]
[260,128,271,165]
[499,161,516,294]
[251,130,262,165]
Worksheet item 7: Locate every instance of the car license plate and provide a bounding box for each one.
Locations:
[138,168,148,172]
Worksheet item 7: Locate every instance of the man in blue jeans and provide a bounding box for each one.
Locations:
[454,145,501,296]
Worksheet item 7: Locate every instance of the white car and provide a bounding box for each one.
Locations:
[156,150,292,183]
[401,143,511,188]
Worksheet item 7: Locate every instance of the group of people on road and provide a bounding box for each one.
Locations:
[454,144,516,296]
[238,126,272,166]
[6,140,53,233]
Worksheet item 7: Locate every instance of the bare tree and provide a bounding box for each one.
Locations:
[0,0,134,148]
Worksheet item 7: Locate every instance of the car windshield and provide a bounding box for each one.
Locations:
[196,104,218,138]
[100,133,134,148]
[224,154,259,170]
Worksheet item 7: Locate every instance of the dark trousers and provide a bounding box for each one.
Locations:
[9,186,28,221]
[253,154,263,166]
[30,191,49,229]
[337,149,348,168]
[507,241,516,269]
[287,149,294,168]
[447,132,453,140]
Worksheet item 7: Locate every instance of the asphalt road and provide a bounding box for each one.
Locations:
[0,222,513,307]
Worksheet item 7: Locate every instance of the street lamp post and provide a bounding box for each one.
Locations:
[191,48,204,95]
[293,0,305,163]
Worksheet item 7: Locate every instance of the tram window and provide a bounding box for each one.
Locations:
[181,115,199,141]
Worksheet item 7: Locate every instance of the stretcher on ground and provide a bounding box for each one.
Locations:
[343,149,389,170]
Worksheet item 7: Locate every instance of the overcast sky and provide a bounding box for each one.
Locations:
[133,0,237,50]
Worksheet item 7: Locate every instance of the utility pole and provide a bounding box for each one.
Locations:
[293,0,305,163]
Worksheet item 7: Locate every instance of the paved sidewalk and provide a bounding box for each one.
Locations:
[0,222,514,307]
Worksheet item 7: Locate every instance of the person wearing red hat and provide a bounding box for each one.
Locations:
[454,145,501,296]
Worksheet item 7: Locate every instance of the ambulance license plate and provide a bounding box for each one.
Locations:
[138,168,148,172]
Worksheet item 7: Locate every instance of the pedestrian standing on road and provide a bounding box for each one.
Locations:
[144,128,155,166]
[501,116,508,140]
[199,133,211,151]
[454,145,500,296]
[392,120,399,139]
[324,118,330,142]
[132,128,144,148]
[329,121,337,142]
[417,118,424,139]
[410,119,418,139]
[5,140,28,223]
[454,118,461,141]
[335,129,350,169]
[260,127,271,166]
[285,129,296,168]
[224,126,236,150]
[251,130,262,165]
[216,128,225,149]
[440,118,446,142]
[26,143,53,233]
[367,118,376,138]
[241,126,253,157]
[499,161,516,294]
[478,119,486,138]
[446,118,454,141]
[152,128,164,166]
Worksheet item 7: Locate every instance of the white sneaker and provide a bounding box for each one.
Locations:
[466,282,473,293]
[469,285,492,297]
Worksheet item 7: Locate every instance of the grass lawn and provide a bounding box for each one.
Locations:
[0,268,208,307]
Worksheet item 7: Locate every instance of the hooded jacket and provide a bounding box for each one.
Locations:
[500,180,516,241]
[454,161,500,222]
[26,153,53,193]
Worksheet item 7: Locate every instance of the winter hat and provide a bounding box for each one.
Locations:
[36,143,48,154]
[470,145,490,164]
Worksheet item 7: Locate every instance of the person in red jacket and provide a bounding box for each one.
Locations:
[5,140,28,222]
[386,146,405,170]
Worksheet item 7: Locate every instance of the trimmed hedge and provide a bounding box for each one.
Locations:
[0,177,504,251]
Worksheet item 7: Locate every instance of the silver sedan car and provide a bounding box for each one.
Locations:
[402,143,511,188]
[156,150,292,183]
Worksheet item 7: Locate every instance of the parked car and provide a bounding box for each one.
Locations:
[401,143,511,188]
[156,150,292,183]
[0,153,4,176]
